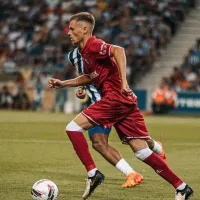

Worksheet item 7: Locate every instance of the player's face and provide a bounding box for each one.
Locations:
[68,20,85,46]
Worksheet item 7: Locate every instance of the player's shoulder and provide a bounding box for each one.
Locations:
[90,36,104,45]
[88,36,105,52]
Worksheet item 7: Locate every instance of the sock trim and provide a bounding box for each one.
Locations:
[135,148,153,161]
[88,168,98,177]
[86,164,97,172]
[66,120,85,132]
[115,158,134,176]
[175,181,185,190]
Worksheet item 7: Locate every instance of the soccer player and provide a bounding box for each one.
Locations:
[49,12,193,200]
[68,47,167,191]
[69,48,144,189]
[70,47,168,167]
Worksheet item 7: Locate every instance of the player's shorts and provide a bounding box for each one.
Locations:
[88,126,111,138]
[82,95,150,144]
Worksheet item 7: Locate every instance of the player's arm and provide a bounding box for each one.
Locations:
[110,45,132,94]
[48,75,92,89]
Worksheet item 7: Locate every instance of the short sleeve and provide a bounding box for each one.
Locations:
[89,39,112,59]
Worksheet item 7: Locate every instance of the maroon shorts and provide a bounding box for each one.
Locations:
[82,95,150,144]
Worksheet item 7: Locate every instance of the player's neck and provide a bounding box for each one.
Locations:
[80,34,92,49]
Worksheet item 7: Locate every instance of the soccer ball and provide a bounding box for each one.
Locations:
[31,179,58,200]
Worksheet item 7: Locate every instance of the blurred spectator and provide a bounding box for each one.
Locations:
[31,72,49,111]
[165,85,178,111]
[174,74,190,92]
[184,66,197,83]
[0,85,13,109]
[170,66,181,85]
[32,78,44,111]
[151,78,177,114]
[152,79,168,114]
[181,55,189,69]
[188,49,199,66]
[13,86,30,110]
[52,68,67,112]
[7,81,18,97]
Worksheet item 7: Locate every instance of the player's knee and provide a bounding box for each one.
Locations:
[66,121,85,133]
[92,140,107,152]
[146,139,154,149]
[135,148,152,161]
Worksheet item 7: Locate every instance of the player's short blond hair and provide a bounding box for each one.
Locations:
[70,12,95,31]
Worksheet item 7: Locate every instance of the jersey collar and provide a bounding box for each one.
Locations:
[81,36,96,53]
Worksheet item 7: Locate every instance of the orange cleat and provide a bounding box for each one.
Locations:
[121,172,143,188]
[157,141,167,163]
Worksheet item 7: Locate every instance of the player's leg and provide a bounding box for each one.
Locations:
[66,113,95,173]
[128,139,193,200]
[81,97,147,189]
[89,127,143,187]
[89,128,121,165]
[146,138,167,163]
[65,113,104,200]
[114,107,193,199]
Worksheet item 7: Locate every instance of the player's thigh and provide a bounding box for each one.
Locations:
[128,139,148,152]
[82,96,132,128]
[114,106,150,144]
[72,113,95,130]
[89,126,111,143]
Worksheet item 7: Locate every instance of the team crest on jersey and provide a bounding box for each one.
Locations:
[89,70,99,79]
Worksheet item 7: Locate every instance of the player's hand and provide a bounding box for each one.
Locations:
[76,87,86,99]
[121,83,132,96]
[48,78,64,89]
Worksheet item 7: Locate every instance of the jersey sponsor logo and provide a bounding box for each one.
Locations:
[89,70,99,79]
[99,42,107,55]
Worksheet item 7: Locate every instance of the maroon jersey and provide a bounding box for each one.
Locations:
[80,36,137,104]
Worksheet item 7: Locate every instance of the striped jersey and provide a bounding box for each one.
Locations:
[68,47,102,103]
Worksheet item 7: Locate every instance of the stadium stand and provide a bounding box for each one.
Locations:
[167,38,200,92]
[0,0,196,112]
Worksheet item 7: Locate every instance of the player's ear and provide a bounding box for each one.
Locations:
[83,26,87,34]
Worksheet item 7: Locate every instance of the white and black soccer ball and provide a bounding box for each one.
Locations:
[31,179,58,200]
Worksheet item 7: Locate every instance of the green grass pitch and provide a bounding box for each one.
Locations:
[0,111,199,200]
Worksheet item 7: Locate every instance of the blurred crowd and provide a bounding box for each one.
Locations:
[0,84,29,110]
[0,0,196,111]
[166,38,200,92]
[152,38,200,114]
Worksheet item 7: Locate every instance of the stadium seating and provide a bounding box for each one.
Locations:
[160,38,200,92]
[0,0,196,111]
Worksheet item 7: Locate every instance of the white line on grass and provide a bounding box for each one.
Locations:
[0,139,70,144]
[1,139,200,146]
